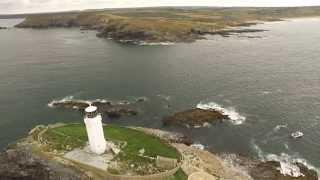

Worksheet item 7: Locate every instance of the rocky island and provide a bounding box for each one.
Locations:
[48,98,139,119]
[0,123,318,180]
[13,6,320,44]
[163,108,227,127]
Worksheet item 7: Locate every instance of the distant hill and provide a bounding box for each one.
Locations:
[13,6,320,44]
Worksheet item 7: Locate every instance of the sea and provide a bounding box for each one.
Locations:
[0,18,319,173]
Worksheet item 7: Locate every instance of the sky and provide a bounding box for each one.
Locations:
[1,0,320,14]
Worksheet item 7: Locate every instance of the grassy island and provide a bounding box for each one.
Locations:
[12,6,320,44]
[39,123,185,179]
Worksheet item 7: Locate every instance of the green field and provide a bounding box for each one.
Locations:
[42,123,179,158]
[41,124,184,177]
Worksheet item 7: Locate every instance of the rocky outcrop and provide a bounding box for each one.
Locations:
[192,28,267,37]
[132,127,193,145]
[0,143,89,180]
[0,125,318,180]
[163,108,228,127]
[49,99,138,119]
[250,161,318,180]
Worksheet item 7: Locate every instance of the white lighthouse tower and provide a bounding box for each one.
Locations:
[84,105,108,154]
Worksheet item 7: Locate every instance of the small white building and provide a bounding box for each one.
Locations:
[84,105,108,154]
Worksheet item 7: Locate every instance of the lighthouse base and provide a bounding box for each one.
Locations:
[64,144,114,171]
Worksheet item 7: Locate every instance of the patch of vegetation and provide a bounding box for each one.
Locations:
[41,124,180,175]
[170,168,188,180]
[41,124,88,151]
[105,125,179,159]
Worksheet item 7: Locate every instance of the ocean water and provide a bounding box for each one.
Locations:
[0,18,319,170]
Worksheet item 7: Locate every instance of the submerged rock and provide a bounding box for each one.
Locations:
[163,108,228,127]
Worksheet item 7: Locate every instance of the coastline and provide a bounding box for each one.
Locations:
[13,6,320,45]
[0,123,318,180]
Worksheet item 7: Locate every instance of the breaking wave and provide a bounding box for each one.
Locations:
[118,39,174,46]
[196,102,246,125]
[48,96,108,108]
[157,94,171,101]
[219,153,253,180]
[138,41,175,46]
[48,95,149,108]
[252,141,319,178]
[273,124,288,132]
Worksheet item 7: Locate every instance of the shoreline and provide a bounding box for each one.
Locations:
[1,123,317,180]
[13,6,320,45]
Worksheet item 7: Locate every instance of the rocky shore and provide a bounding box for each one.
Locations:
[137,127,319,180]
[0,130,90,180]
[49,99,139,119]
[1,124,317,180]
[14,7,320,44]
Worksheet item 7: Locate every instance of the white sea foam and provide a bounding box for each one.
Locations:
[48,96,110,108]
[48,95,76,107]
[118,100,131,105]
[274,124,288,132]
[262,91,272,95]
[251,141,319,178]
[196,102,246,125]
[284,143,289,150]
[265,153,319,177]
[138,41,175,46]
[94,98,109,103]
[157,94,171,101]
[219,153,253,180]
[190,143,205,150]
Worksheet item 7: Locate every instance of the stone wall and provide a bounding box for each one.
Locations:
[102,164,181,180]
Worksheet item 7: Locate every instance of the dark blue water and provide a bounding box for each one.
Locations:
[0,18,319,169]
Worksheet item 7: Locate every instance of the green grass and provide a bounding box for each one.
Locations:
[41,124,88,150]
[41,123,180,161]
[105,125,179,159]
[170,169,188,180]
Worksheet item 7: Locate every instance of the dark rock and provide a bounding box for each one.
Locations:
[231,22,260,27]
[50,101,89,110]
[163,108,228,127]
[136,97,147,102]
[49,99,138,119]
[103,106,138,119]
[250,161,318,180]
[170,135,193,146]
[192,28,267,37]
[0,146,89,180]
[0,26,7,30]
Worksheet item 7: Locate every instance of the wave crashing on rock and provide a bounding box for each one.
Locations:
[252,141,319,178]
[47,96,139,118]
[196,102,246,125]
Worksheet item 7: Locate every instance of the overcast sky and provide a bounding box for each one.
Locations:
[1,0,320,14]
